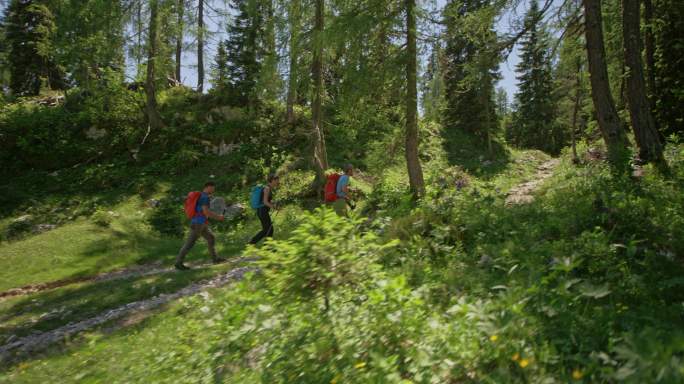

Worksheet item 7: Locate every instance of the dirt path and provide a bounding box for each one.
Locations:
[505,158,560,206]
[0,257,257,301]
[0,264,258,363]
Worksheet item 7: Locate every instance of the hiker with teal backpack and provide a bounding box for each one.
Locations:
[175,181,226,271]
[249,174,280,245]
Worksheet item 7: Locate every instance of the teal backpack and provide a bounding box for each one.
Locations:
[250,185,265,209]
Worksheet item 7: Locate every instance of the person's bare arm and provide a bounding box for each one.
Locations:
[263,187,276,209]
[202,205,224,221]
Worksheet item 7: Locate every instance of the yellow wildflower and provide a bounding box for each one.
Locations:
[489,334,499,342]
[519,358,529,368]
[572,369,584,380]
[355,362,366,369]
[511,353,520,361]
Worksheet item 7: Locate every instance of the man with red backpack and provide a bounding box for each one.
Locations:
[325,164,354,216]
[175,181,226,271]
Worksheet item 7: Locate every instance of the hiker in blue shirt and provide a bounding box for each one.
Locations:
[249,174,280,245]
[175,182,226,270]
[333,164,354,216]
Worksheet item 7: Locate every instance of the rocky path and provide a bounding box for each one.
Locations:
[0,264,258,363]
[505,158,560,205]
[0,257,257,300]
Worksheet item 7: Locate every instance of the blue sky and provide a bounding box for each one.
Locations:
[164,0,539,101]
[0,0,550,101]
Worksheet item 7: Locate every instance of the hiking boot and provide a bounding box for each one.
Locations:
[175,263,190,271]
[212,257,227,264]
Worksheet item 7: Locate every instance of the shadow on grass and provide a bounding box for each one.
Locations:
[442,129,512,180]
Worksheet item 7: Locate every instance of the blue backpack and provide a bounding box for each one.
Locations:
[250,185,265,209]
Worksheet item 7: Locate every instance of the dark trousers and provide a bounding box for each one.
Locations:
[249,206,273,244]
[176,223,217,264]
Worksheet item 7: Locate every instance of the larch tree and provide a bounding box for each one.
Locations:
[175,0,185,82]
[145,0,165,132]
[507,0,560,154]
[4,0,64,96]
[286,0,301,124]
[197,0,204,92]
[311,0,328,190]
[621,0,665,167]
[582,0,629,168]
[404,0,425,197]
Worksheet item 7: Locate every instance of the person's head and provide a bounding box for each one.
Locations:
[267,173,280,188]
[203,181,216,194]
[343,163,354,176]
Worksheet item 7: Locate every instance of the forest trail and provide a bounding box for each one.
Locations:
[505,158,560,205]
[0,264,258,364]
[0,257,257,301]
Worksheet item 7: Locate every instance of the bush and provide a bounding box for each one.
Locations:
[91,209,112,227]
[147,198,184,238]
[3,215,34,240]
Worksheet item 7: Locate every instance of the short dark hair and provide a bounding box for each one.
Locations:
[343,163,353,172]
[267,173,280,182]
[204,181,216,188]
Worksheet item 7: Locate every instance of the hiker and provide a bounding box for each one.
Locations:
[249,174,280,245]
[175,181,225,270]
[333,164,354,216]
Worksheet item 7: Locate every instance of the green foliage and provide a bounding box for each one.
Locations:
[148,198,184,238]
[3,0,65,96]
[251,208,393,306]
[652,0,684,136]
[443,0,500,145]
[91,209,113,228]
[507,0,564,154]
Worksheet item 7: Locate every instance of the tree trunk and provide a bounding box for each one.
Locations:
[136,1,143,76]
[583,0,629,168]
[405,0,425,197]
[175,0,184,82]
[286,0,301,124]
[146,0,164,131]
[643,0,656,102]
[571,59,582,163]
[311,0,328,190]
[197,0,204,93]
[622,0,666,166]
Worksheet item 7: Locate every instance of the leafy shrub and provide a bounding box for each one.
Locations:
[3,215,33,240]
[147,198,184,238]
[91,209,112,227]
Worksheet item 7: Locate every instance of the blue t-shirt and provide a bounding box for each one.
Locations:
[336,175,350,199]
[191,192,210,224]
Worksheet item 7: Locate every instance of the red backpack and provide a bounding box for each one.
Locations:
[184,191,202,219]
[324,173,341,202]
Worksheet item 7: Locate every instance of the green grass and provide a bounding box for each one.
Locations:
[0,261,247,345]
[3,143,683,383]
[0,196,204,292]
[0,278,262,383]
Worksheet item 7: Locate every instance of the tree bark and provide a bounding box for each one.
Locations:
[146,0,164,131]
[643,0,656,101]
[175,0,184,82]
[571,58,582,163]
[622,0,666,166]
[136,0,143,76]
[583,0,629,168]
[197,0,204,93]
[405,0,425,197]
[286,0,301,124]
[311,0,328,189]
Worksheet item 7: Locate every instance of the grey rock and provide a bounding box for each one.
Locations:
[146,199,161,208]
[12,215,33,225]
[33,224,57,233]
